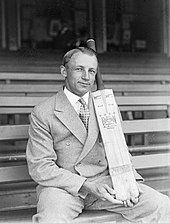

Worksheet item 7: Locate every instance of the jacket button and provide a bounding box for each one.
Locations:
[66,141,70,146]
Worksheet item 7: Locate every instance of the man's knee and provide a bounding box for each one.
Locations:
[34,186,84,222]
[33,212,69,223]
[153,193,170,211]
[139,184,170,216]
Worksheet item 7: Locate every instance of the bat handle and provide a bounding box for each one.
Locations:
[86,39,105,90]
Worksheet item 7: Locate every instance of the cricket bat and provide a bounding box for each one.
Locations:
[87,39,139,201]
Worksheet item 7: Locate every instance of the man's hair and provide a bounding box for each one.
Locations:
[62,47,97,67]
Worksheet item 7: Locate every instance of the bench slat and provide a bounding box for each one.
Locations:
[1,153,170,183]
[0,107,33,114]
[0,72,170,79]
[1,144,170,162]
[0,105,168,114]
[0,96,48,106]
[1,72,170,82]
[0,125,28,140]
[1,119,170,140]
[122,118,170,133]
[132,153,170,169]
[0,83,170,93]
[129,143,170,153]
[0,96,169,115]
[120,105,168,111]
[0,190,36,211]
[0,72,64,81]
[116,96,170,105]
[1,96,170,106]
[0,166,30,182]
[106,83,170,92]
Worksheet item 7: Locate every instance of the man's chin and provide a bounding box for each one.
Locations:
[77,89,89,97]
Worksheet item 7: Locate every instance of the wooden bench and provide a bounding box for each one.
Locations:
[0,95,170,223]
[0,72,170,97]
[0,119,170,222]
[0,118,170,222]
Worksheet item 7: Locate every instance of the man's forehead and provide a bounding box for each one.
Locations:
[70,52,98,64]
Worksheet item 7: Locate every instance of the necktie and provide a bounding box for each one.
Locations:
[79,98,90,130]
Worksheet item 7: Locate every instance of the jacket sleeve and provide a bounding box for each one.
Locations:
[26,108,87,197]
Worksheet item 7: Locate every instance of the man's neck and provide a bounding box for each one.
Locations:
[64,87,89,104]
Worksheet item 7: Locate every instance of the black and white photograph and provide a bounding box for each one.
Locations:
[0,0,170,222]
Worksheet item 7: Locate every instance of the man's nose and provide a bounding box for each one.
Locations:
[82,69,90,80]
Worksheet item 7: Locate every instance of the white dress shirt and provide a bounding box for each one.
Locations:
[64,87,89,114]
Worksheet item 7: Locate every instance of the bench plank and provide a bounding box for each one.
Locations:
[1,152,170,183]
[0,125,28,140]
[1,72,170,82]
[122,118,170,133]
[0,83,170,94]
[1,119,170,140]
[1,96,170,106]
[0,96,170,116]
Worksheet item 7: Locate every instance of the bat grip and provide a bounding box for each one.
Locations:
[86,39,105,90]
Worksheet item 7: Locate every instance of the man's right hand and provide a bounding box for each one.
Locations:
[81,180,123,205]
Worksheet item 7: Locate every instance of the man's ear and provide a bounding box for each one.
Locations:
[60,65,67,78]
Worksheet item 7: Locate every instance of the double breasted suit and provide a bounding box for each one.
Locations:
[26,88,141,197]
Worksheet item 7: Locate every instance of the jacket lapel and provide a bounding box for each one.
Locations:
[54,89,87,145]
[76,94,99,163]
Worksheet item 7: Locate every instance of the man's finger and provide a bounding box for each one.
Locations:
[131,197,139,204]
[126,200,134,207]
[104,193,123,205]
[105,185,116,196]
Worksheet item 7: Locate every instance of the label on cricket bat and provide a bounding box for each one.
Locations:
[100,113,117,129]
[110,164,132,176]
[92,89,139,201]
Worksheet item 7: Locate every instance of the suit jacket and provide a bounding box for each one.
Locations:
[26,88,142,198]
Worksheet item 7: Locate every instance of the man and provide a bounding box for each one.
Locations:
[26,47,170,223]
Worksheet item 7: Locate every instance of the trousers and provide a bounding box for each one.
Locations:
[33,176,170,223]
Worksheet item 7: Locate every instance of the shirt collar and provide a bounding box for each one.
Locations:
[64,87,89,106]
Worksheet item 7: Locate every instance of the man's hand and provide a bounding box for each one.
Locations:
[81,180,143,207]
[122,183,143,207]
[81,180,123,205]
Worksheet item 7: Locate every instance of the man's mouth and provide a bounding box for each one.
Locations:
[79,82,90,86]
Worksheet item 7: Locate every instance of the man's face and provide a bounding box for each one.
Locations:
[61,52,98,97]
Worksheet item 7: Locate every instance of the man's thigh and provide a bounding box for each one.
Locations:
[33,186,84,223]
[85,182,170,223]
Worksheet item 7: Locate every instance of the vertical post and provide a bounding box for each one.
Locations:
[6,0,19,50]
[1,0,6,49]
[16,0,21,49]
[167,0,170,57]
[88,0,94,38]
[93,0,107,53]
[163,0,168,55]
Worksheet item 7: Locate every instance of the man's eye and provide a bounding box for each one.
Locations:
[76,67,82,71]
[89,70,96,75]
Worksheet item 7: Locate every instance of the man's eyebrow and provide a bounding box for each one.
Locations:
[75,66,97,69]
[73,65,84,68]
